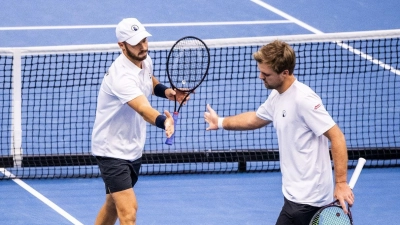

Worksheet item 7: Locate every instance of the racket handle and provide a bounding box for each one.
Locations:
[348,157,366,189]
[165,112,179,145]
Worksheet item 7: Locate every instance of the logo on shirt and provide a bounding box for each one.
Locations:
[282,110,286,117]
[314,104,321,110]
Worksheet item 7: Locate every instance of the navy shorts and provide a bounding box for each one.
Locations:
[95,156,142,194]
[275,197,321,225]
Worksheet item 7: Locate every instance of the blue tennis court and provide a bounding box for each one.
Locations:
[1,168,399,225]
[1,0,400,224]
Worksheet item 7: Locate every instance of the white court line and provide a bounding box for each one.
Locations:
[336,42,400,76]
[251,0,324,34]
[0,20,292,31]
[0,168,84,225]
[251,0,400,76]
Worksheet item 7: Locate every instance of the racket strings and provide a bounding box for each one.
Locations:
[310,206,352,225]
[168,38,209,90]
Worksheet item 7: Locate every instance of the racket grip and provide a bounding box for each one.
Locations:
[348,157,366,189]
[165,112,179,145]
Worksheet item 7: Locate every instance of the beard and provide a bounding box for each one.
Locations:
[125,43,148,61]
[263,80,280,90]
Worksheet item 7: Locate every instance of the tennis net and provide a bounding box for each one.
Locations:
[1,29,399,179]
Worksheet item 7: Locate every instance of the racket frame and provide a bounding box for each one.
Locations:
[309,158,366,225]
[164,36,210,145]
[309,200,353,225]
[166,36,210,94]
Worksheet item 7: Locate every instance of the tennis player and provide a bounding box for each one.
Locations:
[91,18,188,225]
[204,40,354,225]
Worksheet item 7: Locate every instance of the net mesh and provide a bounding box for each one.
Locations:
[0,30,399,179]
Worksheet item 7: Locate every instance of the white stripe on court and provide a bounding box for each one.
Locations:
[251,0,400,76]
[0,20,292,31]
[251,0,324,34]
[336,42,400,76]
[0,168,84,225]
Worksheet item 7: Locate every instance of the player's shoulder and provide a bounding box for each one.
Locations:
[291,80,320,100]
[293,80,314,93]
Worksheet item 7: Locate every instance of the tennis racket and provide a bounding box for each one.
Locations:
[309,157,366,225]
[165,36,210,145]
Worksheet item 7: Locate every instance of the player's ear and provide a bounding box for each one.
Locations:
[280,69,289,77]
[118,42,125,50]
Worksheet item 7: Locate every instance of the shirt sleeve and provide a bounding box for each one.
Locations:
[256,90,277,121]
[110,70,143,104]
[299,93,336,137]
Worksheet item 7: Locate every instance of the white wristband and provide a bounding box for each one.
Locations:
[217,117,225,129]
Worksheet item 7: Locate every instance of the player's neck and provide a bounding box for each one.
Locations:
[277,75,296,94]
[124,53,142,68]
[130,58,142,68]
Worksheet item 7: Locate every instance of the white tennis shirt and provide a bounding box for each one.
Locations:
[256,79,336,207]
[91,54,153,161]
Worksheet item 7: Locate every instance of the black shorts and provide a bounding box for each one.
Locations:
[95,156,142,194]
[275,197,321,225]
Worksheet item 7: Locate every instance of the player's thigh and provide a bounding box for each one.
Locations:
[112,188,138,213]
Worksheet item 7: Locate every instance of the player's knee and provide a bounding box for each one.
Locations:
[118,208,137,224]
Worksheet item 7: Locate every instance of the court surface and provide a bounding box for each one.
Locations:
[1,0,400,224]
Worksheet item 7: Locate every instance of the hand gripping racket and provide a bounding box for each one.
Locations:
[309,158,366,225]
[165,36,210,145]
